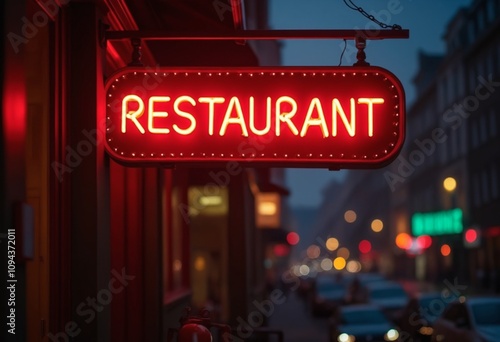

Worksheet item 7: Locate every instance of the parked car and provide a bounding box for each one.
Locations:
[311,275,346,316]
[396,292,443,341]
[329,304,401,342]
[432,296,500,342]
[357,272,387,284]
[344,273,387,305]
[365,281,409,322]
[297,275,314,299]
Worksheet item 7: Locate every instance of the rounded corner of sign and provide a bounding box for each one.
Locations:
[105,68,128,80]
[104,142,128,165]
[378,67,406,94]
[104,68,137,91]
[104,74,121,93]
[377,142,406,168]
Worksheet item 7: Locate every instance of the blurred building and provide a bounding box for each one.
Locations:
[402,0,500,290]
[1,1,288,341]
[311,0,500,293]
[463,0,500,292]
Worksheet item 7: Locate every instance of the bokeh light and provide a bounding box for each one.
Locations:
[443,177,457,192]
[337,247,350,259]
[344,210,357,223]
[194,256,206,271]
[371,219,384,232]
[441,244,451,256]
[286,232,300,245]
[326,237,339,251]
[346,260,362,273]
[395,233,412,250]
[416,235,432,249]
[299,264,310,276]
[273,244,290,257]
[338,333,352,342]
[358,240,372,254]
[465,228,478,244]
[320,258,333,271]
[333,257,346,270]
[306,244,321,259]
[386,329,399,341]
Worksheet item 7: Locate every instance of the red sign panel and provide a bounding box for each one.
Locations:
[104,67,405,168]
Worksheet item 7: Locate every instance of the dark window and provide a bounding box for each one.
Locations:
[342,309,388,325]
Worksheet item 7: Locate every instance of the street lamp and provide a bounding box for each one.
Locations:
[443,177,457,192]
[443,176,458,209]
[371,219,384,233]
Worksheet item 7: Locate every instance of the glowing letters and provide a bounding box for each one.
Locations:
[121,95,384,138]
[173,96,196,135]
[275,96,298,136]
[122,94,145,134]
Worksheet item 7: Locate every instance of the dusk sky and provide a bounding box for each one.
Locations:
[269,0,472,208]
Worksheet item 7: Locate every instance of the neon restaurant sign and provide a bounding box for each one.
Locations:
[104,67,405,168]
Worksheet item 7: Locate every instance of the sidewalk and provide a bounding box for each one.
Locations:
[268,291,330,342]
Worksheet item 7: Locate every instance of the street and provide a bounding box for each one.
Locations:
[268,290,330,342]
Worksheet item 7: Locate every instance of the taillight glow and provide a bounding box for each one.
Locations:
[465,229,477,243]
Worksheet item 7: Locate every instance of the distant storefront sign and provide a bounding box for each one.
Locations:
[412,208,463,236]
[104,67,405,168]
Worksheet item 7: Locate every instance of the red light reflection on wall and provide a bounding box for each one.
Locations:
[273,244,290,257]
[105,67,405,168]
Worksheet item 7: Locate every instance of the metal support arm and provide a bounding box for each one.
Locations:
[105,29,409,41]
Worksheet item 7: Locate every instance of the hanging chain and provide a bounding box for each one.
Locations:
[338,39,347,66]
[343,0,402,30]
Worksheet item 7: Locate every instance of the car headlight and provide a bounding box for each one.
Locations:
[338,332,356,342]
[418,326,434,336]
[384,329,399,341]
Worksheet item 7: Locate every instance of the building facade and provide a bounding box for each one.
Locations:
[1,1,285,341]
[392,0,500,290]
[311,0,500,292]
[462,0,500,292]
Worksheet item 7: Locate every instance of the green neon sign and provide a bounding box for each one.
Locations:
[411,208,463,236]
